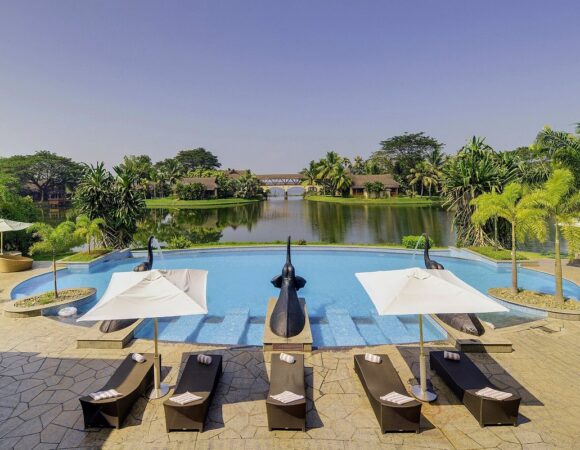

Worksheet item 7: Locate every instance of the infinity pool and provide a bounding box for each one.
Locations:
[11,248,579,347]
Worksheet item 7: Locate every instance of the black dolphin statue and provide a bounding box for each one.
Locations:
[421,233,485,336]
[100,236,156,333]
[133,236,154,272]
[269,237,307,338]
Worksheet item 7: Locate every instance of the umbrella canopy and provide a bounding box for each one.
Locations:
[78,268,208,400]
[355,267,507,402]
[0,219,32,254]
[78,269,208,322]
[355,268,508,316]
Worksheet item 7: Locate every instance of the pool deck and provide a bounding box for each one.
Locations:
[521,259,580,285]
[1,263,580,449]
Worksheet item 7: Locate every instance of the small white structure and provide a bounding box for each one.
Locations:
[58,306,77,317]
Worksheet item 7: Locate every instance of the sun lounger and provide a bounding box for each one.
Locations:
[163,354,223,432]
[354,354,422,433]
[0,254,33,273]
[80,353,154,429]
[430,351,520,427]
[266,353,306,431]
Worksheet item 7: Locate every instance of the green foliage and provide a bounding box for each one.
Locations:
[402,235,433,249]
[216,173,238,198]
[0,151,83,202]
[74,163,146,248]
[74,215,106,254]
[535,126,580,188]
[468,246,528,261]
[234,173,265,199]
[175,148,221,171]
[176,182,207,200]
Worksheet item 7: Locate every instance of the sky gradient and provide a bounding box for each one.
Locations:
[1,0,579,172]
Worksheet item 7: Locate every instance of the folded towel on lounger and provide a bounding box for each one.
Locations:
[279,353,295,364]
[169,391,203,405]
[132,353,146,363]
[444,351,460,361]
[89,389,122,401]
[475,387,512,400]
[270,391,304,404]
[197,354,212,365]
[365,353,382,364]
[380,391,415,405]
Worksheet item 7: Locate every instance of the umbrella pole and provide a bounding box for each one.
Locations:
[148,318,169,400]
[1,231,3,255]
[411,314,437,402]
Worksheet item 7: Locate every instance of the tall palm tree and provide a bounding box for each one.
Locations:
[535,126,580,188]
[331,165,352,195]
[352,156,365,175]
[300,160,319,186]
[527,169,580,302]
[471,183,547,293]
[316,151,342,181]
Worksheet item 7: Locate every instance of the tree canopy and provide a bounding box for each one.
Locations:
[175,148,221,171]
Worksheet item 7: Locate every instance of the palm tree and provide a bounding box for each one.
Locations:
[352,156,365,175]
[300,161,319,187]
[471,183,547,293]
[527,169,580,302]
[28,222,79,298]
[316,151,342,181]
[535,126,580,187]
[407,163,427,196]
[162,159,185,195]
[330,165,352,195]
[74,215,106,254]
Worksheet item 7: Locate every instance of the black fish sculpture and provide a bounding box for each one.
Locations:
[422,233,485,337]
[269,237,307,338]
[99,236,156,333]
[133,236,154,272]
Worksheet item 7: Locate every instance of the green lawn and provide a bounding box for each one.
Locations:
[145,198,262,208]
[467,246,552,261]
[305,195,442,205]
[60,249,111,262]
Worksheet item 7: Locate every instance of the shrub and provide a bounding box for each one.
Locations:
[297,239,307,245]
[176,182,206,200]
[402,235,432,249]
[168,236,194,249]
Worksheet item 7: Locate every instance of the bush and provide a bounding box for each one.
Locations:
[402,235,432,249]
[168,236,194,249]
[468,246,528,261]
[176,183,206,200]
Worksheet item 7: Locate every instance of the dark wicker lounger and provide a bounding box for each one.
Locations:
[266,353,306,431]
[354,354,422,433]
[80,353,154,429]
[430,351,521,427]
[163,354,223,432]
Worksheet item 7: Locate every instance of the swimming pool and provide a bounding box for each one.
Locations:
[11,248,579,347]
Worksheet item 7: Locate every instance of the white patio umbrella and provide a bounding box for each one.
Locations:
[0,219,32,254]
[78,269,208,399]
[355,267,508,402]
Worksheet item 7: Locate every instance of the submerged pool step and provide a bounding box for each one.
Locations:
[135,315,205,342]
[204,308,250,345]
[371,312,414,344]
[326,308,366,346]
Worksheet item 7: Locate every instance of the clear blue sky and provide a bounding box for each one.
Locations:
[1,0,578,172]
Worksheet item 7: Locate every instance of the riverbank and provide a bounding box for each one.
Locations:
[145,197,262,208]
[305,195,442,205]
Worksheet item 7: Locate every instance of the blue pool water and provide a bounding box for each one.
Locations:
[11,248,579,347]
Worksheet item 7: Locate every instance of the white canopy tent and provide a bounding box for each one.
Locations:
[0,219,32,254]
[78,269,208,399]
[356,267,508,401]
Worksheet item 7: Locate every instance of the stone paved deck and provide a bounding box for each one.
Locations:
[0,311,579,449]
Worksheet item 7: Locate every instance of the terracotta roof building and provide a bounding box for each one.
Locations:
[349,174,399,198]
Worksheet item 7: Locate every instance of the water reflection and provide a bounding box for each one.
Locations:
[137,198,455,246]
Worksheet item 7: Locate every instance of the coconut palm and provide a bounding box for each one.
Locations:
[535,126,580,187]
[471,183,547,293]
[330,165,352,194]
[352,156,365,175]
[300,161,319,187]
[28,221,79,298]
[527,169,580,302]
[74,215,106,254]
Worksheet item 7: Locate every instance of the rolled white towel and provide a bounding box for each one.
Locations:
[197,354,212,365]
[444,351,460,361]
[270,390,304,404]
[89,389,122,401]
[169,391,203,405]
[475,387,512,400]
[365,353,382,364]
[279,353,296,364]
[132,353,145,363]
[380,391,414,405]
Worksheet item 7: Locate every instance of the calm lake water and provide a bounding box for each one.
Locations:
[138,198,456,246]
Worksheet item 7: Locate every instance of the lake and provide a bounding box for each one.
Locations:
[137,198,456,246]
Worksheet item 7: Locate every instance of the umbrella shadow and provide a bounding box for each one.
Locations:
[396,345,541,412]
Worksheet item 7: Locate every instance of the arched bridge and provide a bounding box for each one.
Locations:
[256,174,319,197]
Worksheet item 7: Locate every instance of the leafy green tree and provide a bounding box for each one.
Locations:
[351,156,366,175]
[74,215,106,254]
[74,163,146,248]
[527,169,580,302]
[331,165,352,195]
[0,175,39,253]
[471,184,547,293]
[118,155,153,181]
[176,182,206,200]
[155,158,185,195]
[0,151,83,202]
[234,172,264,199]
[535,126,580,188]
[215,173,238,198]
[28,222,79,298]
[176,148,221,171]
[370,132,444,187]
[300,161,318,186]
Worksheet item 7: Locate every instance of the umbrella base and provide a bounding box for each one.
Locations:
[411,385,437,402]
[148,383,170,400]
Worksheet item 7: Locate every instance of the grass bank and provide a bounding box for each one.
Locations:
[305,195,442,205]
[60,249,110,262]
[146,198,261,209]
[468,246,554,261]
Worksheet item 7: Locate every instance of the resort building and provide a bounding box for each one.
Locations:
[179,177,219,198]
[349,174,400,198]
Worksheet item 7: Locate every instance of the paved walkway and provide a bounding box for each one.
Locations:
[521,259,580,285]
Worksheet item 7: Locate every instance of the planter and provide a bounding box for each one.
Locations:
[488,290,580,321]
[4,288,97,318]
